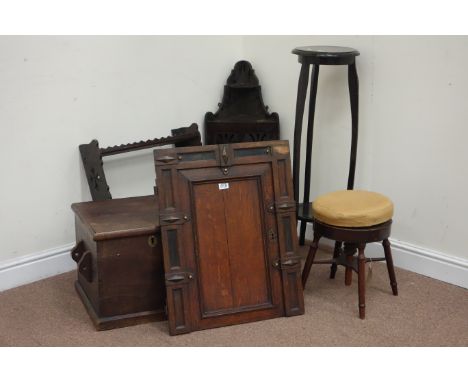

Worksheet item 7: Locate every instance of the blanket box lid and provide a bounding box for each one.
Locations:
[71,195,159,241]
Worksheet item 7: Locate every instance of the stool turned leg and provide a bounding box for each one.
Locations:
[302,233,321,288]
[357,244,366,319]
[344,243,357,286]
[300,64,320,246]
[293,63,310,205]
[329,241,342,279]
[383,239,398,296]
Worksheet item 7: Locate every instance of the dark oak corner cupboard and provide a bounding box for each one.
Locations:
[154,140,304,335]
[204,61,280,145]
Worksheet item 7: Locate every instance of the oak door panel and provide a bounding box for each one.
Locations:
[193,178,270,316]
[193,181,234,313]
[222,178,269,309]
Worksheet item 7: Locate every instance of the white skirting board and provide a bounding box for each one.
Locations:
[0,243,76,292]
[317,237,468,289]
[1,237,467,292]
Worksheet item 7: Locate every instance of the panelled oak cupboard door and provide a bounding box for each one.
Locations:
[154,141,304,335]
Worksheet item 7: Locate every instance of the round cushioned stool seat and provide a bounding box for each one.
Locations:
[312,190,393,228]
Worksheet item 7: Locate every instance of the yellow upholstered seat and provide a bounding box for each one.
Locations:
[312,190,393,228]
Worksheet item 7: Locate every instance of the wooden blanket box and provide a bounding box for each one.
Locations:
[71,195,166,330]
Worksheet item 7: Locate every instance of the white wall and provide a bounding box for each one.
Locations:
[1,35,467,272]
[243,35,468,262]
[0,36,243,262]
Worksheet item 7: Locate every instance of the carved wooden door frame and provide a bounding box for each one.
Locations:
[154,140,304,335]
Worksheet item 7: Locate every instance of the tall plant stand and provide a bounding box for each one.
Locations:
[291,45,360,245]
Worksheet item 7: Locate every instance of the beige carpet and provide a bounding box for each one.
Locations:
[0,248,467,346]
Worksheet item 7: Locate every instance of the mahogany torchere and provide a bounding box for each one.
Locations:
[291,46,360,245]
[154,140,304,335]
[204,61,279,145]
[71,196,165,330]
